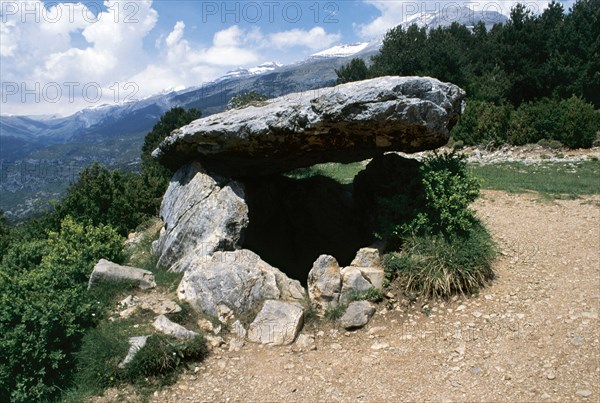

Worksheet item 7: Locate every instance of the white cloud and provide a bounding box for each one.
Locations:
[0,0,344,115]
[269,27,341,50]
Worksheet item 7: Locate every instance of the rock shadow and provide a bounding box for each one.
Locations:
[241,174,372,285]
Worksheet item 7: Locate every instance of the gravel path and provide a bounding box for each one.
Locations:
[99,190,600,402]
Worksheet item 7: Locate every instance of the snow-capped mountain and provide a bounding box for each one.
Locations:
[217,61,283,82]
[401,6,508,30]
[310,43,370,59]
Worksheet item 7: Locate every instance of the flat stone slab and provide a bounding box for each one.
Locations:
[87,259,156,290]
[153,76,464,176]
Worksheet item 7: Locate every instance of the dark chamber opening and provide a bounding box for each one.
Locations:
[241,174,373,286]
[240,154,422,286]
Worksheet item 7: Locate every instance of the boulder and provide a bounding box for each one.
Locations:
[340,301,376,330]
[247,300,304,345]
[118,336,149,368]
[153,162,249,271]
[307,255,342,314]
[153,76,465,176]
[340,267,372,304]
[177,249,305,318]
[349,247,385,289]
[351,247,382,268]
[152,315,199,339]
[87,259,156,290]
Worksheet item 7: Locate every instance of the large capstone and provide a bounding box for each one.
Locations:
[152,76,464,176]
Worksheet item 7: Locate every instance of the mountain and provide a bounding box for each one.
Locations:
[0,7,507,219]
[401,6,508,30]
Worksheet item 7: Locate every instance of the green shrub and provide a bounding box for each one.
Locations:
[451,100,512,146]
[0,217,123,402]
[558,96,600,148]
[402,152,480,237]
[509,97,599,148]
[384,220,496,298]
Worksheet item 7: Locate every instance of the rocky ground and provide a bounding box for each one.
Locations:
[95,189,599,402]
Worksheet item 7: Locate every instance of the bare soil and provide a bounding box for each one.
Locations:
[98,190,600,402]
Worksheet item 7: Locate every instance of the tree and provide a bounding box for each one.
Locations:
[335,58,369,84]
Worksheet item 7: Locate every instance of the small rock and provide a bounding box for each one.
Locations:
[153,315,198,339]
[295,333,315,348]
[119,306,139,318]
[118,336,149,368]
[340,301,376,330]
[229,338,245,352]
[456,304,466,311]
[371,341,389,350]
[206,335,225,348]
[545,369,556,380]
[330,343,343,350]
[367,326,387,335]
[283,363,294,370]
[572,336,584,346]
[576,390,592,398]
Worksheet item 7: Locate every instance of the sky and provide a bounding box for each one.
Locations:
[0,0,575,116]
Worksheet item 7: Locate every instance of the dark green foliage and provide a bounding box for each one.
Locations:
[227,92,268,109]
[68,321,131,395]
[508,96,599,147]
[0,217,123,402]
[335,58,369,84]
[0,212,9,259]
[451,101,512,146]
[54,163,143,236]
[140,107,201,162]
[375,152,479,244]
[408,152,480,236]
[380,152,493,298]
[384,220,496,298]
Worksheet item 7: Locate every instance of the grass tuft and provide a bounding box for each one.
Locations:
[384,220,496,299]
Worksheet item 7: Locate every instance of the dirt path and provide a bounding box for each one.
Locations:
[103,190,600,402]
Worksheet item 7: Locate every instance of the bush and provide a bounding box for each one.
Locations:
[384,220,496,298]
[401,152,480,237]
[0,217,122,402]
[451,100,512,146]
[509,97,599,148]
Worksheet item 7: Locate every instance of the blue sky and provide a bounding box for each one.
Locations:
[0,0,574,116]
